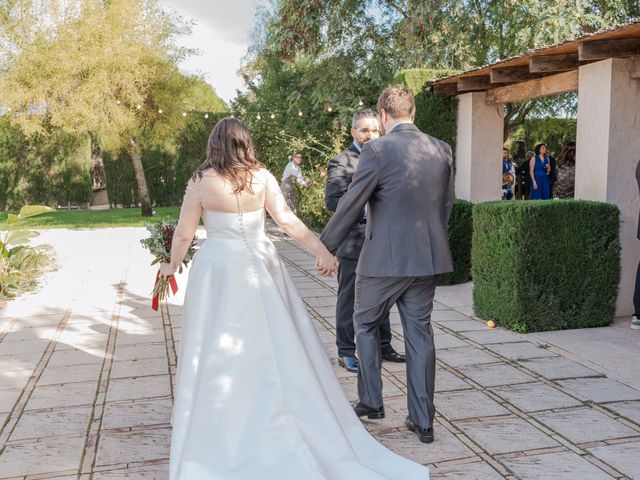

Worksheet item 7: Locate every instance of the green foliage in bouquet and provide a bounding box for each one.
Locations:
[1,205,55,300]
[139,220,197,273]
[472,200,620,333]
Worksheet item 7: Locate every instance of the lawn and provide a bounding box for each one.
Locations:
[0,207,181,228]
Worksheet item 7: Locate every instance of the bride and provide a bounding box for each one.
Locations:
[161,117,428,479]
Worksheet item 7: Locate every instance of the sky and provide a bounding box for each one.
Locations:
[159,0,262,105]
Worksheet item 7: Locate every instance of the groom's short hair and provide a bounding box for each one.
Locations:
[351,108,378,128]
[377,85,415,119]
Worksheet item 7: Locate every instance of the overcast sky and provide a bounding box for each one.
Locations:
[159,0,261,105]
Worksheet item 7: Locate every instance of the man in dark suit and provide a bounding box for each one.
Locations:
[319,85,454,444]
[632,159,640,329]
[325,108,405,373]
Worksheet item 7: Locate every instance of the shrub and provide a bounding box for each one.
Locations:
[296,165,332,232]
[438,199,472,286]
[472,200,620,332]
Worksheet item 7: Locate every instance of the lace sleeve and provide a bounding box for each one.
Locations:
[170,179,202,272]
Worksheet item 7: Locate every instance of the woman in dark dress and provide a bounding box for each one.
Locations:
[529,143,552,200]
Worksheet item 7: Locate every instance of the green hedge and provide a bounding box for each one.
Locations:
[438,199,472,286]
[472,200,620,332]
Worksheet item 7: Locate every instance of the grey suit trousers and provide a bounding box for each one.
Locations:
[336,257,392,357]
[355,275,437,429]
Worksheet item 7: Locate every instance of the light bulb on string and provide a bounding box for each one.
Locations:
[270,113,275,119]
[298,110,303,116]
[327,106,333,112]
[116,100,120,105]
[158,108,163,114]
[358,99,364,107]
[136,104,142,110]
[182,112,187,117]
[256,113,261,120]
[204,113,209,119]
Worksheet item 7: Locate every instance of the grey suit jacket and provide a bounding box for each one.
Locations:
[320,123,454,277]
[325,143,366,260]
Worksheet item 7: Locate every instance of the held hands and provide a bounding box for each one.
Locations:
[316,250,339,277]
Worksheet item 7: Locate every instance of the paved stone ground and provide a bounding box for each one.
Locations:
[1,224,640,479]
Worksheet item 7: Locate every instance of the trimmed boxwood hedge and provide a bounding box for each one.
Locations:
[438,199,472,286]
[472,200,620,333]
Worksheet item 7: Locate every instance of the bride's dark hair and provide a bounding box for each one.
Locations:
[193,117,264,193]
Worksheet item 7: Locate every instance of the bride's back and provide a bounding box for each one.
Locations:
[191,168,270,213]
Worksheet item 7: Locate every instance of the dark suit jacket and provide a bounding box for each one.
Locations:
[325,144,366,260]
[320,123,454,277]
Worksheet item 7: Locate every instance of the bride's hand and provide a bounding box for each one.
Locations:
[159,262,176,278]
[316,250,338,277]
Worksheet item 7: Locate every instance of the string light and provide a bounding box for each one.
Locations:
[270,113,275,119]
[327,106,332,112]
[256,113,261,120]
[158,108,163,114]
[298,110,303,116]
[182,112,187,117]
[358,99,364,106]
[136,104,142,110]
[116,100,121,105]
[204,113,209,119]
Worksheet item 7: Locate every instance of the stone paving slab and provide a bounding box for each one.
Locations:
[533,407,640,443]
[587,441,640,479]
[490,382,583,412]
[1,227,640,479]
[502,451,616,480]
[558,377,640,403]
[457,417,561,455]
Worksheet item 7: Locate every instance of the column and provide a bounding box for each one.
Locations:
[454,92,504,203]
[576,57,640,316]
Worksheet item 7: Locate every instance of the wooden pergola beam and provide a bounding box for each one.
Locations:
[490,66,539,83]
[579,38,640,61]
[485,70,578,105]
[529,54,579,73]
[432,84,459,96]
[457,76,492,92]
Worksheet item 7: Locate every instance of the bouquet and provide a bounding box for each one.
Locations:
[140,220,198,310]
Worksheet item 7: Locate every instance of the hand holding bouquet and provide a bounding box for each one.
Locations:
[140,220,198,310]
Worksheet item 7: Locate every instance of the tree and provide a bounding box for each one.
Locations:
[0,0,223,215]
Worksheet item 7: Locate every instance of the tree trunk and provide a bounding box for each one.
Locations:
[126,140,153,217]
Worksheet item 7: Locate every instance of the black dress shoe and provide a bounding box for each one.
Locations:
[405,416,434,443]
[353,402,385,419]
[382,349,406,363]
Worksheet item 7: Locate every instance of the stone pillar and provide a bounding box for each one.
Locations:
[454,92,504,202]
[576,57,640,316]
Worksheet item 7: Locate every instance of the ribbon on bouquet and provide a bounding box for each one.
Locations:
[151,269,179,311]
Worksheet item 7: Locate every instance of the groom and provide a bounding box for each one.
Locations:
[319,85,454,444]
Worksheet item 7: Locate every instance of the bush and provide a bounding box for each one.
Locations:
[296,165,332,232]
[438,199,472,286]
[472,200,620,332]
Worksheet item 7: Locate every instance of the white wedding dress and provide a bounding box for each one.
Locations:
[168,169,428,479]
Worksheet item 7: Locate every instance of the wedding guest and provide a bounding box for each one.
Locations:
[515,151,534,199]
[502,147,515,200]
[633,159,640,330]
[529,143,552,200]
[555,141,576,199]
[280,153,307,213]
[324,108,405,372]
